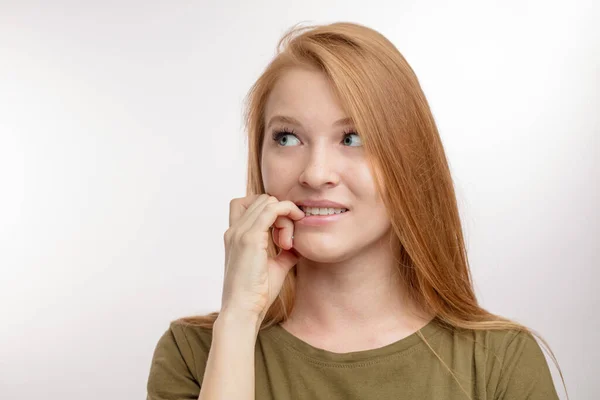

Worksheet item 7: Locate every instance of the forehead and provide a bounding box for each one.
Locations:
[264,67,347,125]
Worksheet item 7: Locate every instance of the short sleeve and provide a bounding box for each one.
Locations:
[146,323,201,400]
[494,330,560,400]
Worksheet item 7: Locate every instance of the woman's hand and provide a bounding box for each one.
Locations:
[221,194,304,321]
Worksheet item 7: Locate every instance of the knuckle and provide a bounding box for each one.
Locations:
[254,194,267,205]
[280,200,293,207]
[240,231,257,245]
[223,229,232,243]
[232,230,244,244]
[264,202,278,212]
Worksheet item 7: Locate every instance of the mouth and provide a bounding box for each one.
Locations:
[297,205,350,217]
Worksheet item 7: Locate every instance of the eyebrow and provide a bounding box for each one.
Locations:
[266,115,354,130]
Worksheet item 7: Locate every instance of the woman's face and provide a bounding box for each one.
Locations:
[261,67,392,263]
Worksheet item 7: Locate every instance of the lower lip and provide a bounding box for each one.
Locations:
[296,211,350,226]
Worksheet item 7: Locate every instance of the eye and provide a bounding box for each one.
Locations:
[272,128,301,147]
[272,128,363,147]
[342,130,362,147]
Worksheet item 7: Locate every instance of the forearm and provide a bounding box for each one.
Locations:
[197,312,260,400]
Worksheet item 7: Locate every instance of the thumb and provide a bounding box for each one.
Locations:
[268,248,299,289]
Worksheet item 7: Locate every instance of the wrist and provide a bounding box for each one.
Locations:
[216,309,262,335]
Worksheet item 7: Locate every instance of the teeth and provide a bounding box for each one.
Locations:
[299,206,348,216]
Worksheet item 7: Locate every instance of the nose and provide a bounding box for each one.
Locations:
[298,145,340,189]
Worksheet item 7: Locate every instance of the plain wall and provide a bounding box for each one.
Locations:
[1,1,598,399]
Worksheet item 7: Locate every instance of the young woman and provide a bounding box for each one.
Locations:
[146,22,567,400]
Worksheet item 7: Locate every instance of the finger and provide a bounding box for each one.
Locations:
[272,215,295,250]
[272,226,282,249]
[270,248,300,282]
[238,195,278,233]
[250,200,304,238]
[229,194,266,227]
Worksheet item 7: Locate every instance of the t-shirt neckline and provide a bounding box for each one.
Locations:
[265,316,443,365]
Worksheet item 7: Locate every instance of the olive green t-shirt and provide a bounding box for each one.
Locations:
[146,316,559,399]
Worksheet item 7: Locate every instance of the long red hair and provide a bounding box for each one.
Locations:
[178,21,567,400]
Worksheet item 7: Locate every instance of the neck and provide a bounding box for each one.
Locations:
[285,233,432,335]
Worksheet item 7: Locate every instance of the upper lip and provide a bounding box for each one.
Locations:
[294,199,349,209]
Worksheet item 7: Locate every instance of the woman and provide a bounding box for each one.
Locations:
[146,22,567,400]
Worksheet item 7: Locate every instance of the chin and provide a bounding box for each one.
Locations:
[293,241,356,263]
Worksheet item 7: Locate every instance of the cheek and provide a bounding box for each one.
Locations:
[367,165,387,201]
[350,164,380,201]
[261,153,295,192]
[261,150,276,189]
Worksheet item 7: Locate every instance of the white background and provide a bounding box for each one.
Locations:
[1,1,598,399]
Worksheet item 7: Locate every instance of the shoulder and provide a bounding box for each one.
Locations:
[472,327,559,399]
[147,321,216,399]
[432,322,559,398]
[446,323,542,360]
[454,325,552,373]
[476,328,550,374]
[494,329,554,380]
[168,320,214,352]
[433,319,525,358]
[149,321,214,384]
